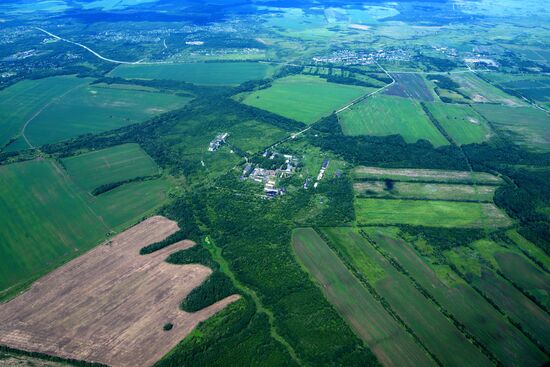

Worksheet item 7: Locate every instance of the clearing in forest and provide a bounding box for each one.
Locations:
[239,75,371,124]
[355,198,511,228]
[353,181,496,202]
[339,94,448,147]
[353,166,502,184]
[0,216,239,367]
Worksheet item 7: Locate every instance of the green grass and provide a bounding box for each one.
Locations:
[354,181,496,202]
[444,248,550,351]
[473,104,550,152]
[62,143,159,192]
[471,240,550,309]
[90,179,169,230]
[369,228,546,367]
[292,228,434,367]
[450,73,525,106]
[110,62,273,85]
[355,198,512,228]
[0,160,108,296]
[506,230,550,271]
[324,227,492,367]
[0,76,89,149]
[353,166,502,184]
[240,75,370,124]
[425,102,493,145]
[339,95,449,147]
[26,83,190,146]
[225,119,288,154]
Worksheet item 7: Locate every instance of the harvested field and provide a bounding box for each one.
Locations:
[353,166,502,184]
[0,216,239,367]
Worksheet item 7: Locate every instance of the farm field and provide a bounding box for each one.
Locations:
[384,73,434,101]
[62,143,160,192]
[353,166,502,184]
[471,240,550,309]
[0,76,89,149]
[240,75,370,124]
[90,179,169,229]
[355,198,511,228]
[353,181,496,202]
[291,228,434,367]
[506,230,550,271]
[450,73,524,106]
[26,83,190,146]
[445,246,550,351]
[368,228,547,367]
[0,159,108,297]
[473,104,550,152]
[110,62,273,85]
[323,227,493,367]
[339,95,449,147]
[424,102,493,145]
[0,216,240,367]
[482,73,550,108]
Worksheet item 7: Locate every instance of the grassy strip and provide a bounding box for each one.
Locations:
[0,345,107,367]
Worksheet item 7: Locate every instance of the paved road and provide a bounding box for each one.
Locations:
[35,27,143,64]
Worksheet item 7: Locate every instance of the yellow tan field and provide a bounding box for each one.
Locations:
[0,216,239,367]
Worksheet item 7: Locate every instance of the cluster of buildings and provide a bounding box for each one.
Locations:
[304,159,330,189]
[312,48,410,65]
[208,133,229,151]
[241,151,299,198]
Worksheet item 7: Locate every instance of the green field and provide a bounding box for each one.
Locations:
[339,95,449,147]
[26,83,190,146]
[471,240,550,309]
[450,73,525,106]
[506,230,550,271]
[110,62,273,85]
[240,75,370,124]
[353,166,502,184]
[62,143,159,192]
[225,119,288,154]
[90,179,169,229]
[425,102,493,145]
[369,228,546,367]
[445,247,550,351]
[0,76,89,149]
[473,104,550,152]
[353,181,496,202]
[0,160,108,296]
[323,227,493,367]
[291,228,434,367]
[355,198,512,228]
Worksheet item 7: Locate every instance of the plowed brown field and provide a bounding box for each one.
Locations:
[0,216,239,367]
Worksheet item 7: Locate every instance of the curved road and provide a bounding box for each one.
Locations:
[34,27,143,65]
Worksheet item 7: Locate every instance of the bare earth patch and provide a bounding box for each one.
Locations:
[0,216,239,367]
